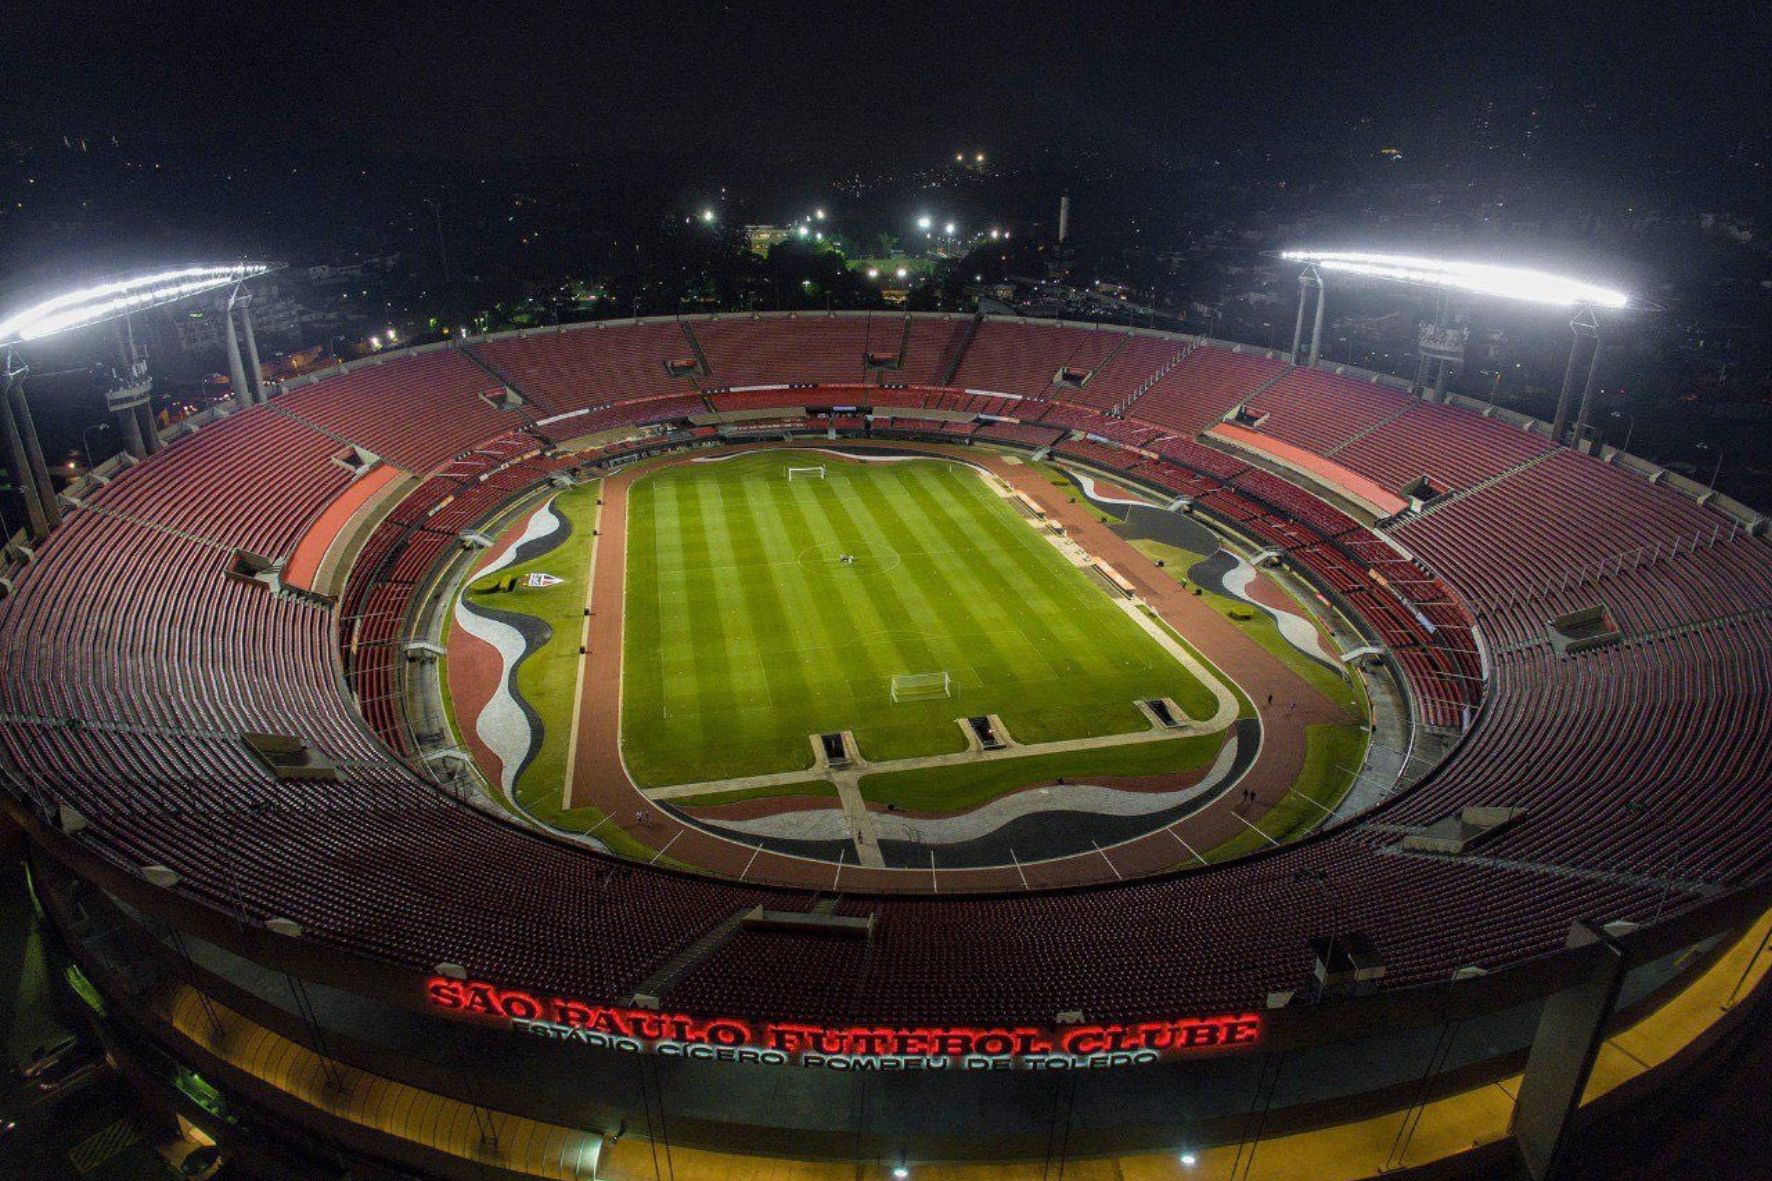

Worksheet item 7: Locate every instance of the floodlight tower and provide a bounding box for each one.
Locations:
[1277,251,1634,448]
[1290,263,1327,364]
[0,263,278,542]
[0,350,57,537]
[105,315,161,459]
[1550,304,1602,447]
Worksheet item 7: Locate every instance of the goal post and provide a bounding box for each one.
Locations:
[890,671,952,703]
[786,465,826,481]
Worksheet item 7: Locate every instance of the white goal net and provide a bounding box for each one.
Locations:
[786,465,826,481]
[890,671,952,703]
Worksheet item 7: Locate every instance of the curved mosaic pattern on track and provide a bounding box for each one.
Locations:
[1056,466,1162,509]
[668,720,1262,868]
[1189,549,1341,668]
[450,496,571,791]
[1109,499,1341,669]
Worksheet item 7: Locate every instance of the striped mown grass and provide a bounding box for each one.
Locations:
[622,451,1217,787]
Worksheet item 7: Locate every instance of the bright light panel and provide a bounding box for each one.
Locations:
[0,263,276,345]
[1279,250,1628,309]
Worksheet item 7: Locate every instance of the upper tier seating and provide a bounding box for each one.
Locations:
[2,317,1767,1033]
[691,316,882,387]
[89,405,356,560]
[950,320,1126,399]
[897,315,974,386]
[1125,347,1287,434]
[1244,368,1414,455]
[1391,450,1727,612]
[472,322,697,418]
[1331,399,1553,494]
[1060,336,1187,412]
[277,349,529,475]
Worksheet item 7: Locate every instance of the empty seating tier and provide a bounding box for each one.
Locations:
[2,314,1768,1035]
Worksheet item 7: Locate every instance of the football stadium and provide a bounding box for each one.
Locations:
[2,268,1771,1180]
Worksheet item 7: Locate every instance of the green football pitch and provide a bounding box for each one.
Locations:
[620,451,1221,787]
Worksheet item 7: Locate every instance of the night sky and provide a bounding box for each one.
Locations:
[5,1,1768,171]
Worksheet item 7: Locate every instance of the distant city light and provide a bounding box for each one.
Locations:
[386,327,398,342]
[0,262,276,345]
[796,225,810,238]
[975,152,984,163]
[1179,1151,1198,1167]
[944,222,956,235]
[867,268,879,279]
[892,1169,910,1180]
[369,335,382,349]
[700,208,716,223]
[1279,250,1629,309]
[896,267,908,279]
[989,229,1000,239]
[814,231,823,241]
[916,215,933,230]
[814,208,826,220]
[956,153,965,163]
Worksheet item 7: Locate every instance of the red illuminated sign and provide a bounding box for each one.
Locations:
[427,978,1260,1071]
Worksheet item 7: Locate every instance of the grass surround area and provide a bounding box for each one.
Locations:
[856,731,1225,814]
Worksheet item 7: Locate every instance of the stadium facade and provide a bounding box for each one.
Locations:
[3,310,1770,1180]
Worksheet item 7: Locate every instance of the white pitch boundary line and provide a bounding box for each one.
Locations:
[1287,786,1338,817]
[648,831,681,864]
[1091,840,1123,880]
[1165,824,1209,866]
[1229,808,1282,847]
[561,487,604,811]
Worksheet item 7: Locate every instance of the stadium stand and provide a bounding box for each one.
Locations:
[1059,334,1184,412]
[4,315,1769,1042]
[950,319,1125,399]
[1123,346,1288,434]
[690,314,897,387]
[471,321,696,417]
[1331,398,1555,494]
[1243,367,1414,455]
[85,404,358,559]
[276,349,530,474]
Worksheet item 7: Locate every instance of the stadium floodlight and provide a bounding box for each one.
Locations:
[1277,250,1628,309]
[0,262,277,346]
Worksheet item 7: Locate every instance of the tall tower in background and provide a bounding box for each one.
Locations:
[1057,192,1071,244]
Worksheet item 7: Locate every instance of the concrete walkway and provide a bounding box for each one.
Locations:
[678,731,1244,847]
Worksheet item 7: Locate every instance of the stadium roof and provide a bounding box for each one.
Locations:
[0,262,280,347]
[1278,250,1630,309]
